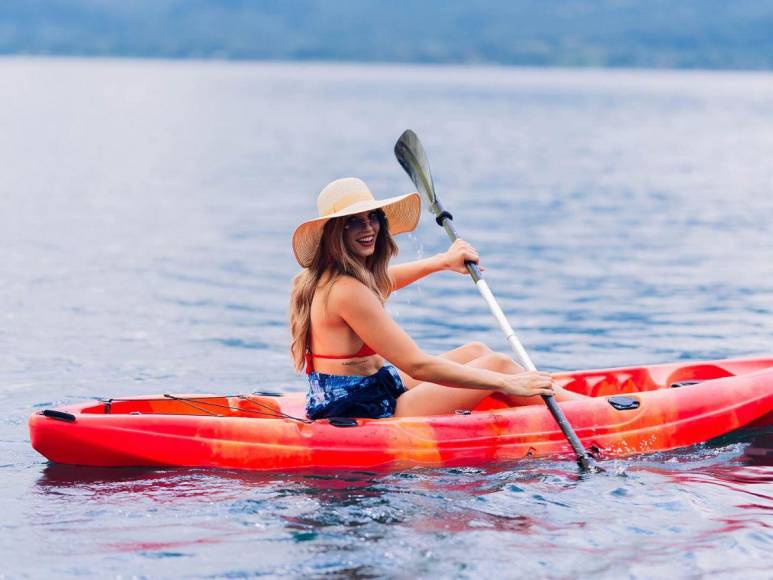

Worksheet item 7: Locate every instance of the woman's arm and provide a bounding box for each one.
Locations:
[329,278,553,397]
[388,255,444,291]
[389,239,482,291]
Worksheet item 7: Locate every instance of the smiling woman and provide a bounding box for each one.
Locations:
[288,177,579,421]
[343,210,383,255]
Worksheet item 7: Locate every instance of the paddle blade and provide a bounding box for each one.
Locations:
[394,129,437,205]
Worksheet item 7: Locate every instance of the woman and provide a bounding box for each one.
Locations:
[290,177,578,420]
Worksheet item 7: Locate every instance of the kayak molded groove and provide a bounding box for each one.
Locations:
[28,357,773,471]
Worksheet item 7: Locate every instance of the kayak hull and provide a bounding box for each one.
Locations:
[29,357,773,471]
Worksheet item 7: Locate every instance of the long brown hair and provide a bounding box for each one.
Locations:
[289,211,398,372]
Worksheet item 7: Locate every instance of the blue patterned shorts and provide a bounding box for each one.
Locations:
[306,364,407,420]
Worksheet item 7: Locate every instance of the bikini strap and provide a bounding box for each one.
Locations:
[305,327,314,374]
[305,328,376,375]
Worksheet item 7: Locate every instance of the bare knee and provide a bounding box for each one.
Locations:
[479,352,523,373]
[464,341,491,359]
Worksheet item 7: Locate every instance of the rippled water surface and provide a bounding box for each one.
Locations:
[2,58,772,577]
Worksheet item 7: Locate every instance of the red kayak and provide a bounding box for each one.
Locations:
[29,357,773,471]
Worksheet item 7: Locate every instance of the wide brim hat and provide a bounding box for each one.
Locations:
[292,177,421,267]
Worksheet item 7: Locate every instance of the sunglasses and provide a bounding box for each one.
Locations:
[343,211,385,232]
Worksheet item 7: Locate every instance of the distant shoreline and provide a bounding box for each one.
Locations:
[3,0,773,73]
[3,54,773,78]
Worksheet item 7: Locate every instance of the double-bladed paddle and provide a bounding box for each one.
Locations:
[394,129,597,472]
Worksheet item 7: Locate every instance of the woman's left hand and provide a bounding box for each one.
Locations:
[440,239,484,274]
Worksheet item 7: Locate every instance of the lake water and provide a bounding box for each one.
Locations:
[1,57,772,578]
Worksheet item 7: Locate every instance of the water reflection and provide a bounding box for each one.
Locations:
[30,441,771,576]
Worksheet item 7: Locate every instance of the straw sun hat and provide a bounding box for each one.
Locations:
[292,177,421,267]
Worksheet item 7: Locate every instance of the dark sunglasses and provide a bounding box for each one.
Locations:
[343,211,385,232]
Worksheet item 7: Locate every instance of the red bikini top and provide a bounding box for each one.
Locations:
[305,342,377,374]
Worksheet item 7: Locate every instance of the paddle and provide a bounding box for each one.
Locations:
[394,129,597,472]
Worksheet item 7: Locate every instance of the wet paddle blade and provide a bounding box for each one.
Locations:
[394,129,437,206]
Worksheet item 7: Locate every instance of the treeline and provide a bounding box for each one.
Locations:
[2,0,773,70]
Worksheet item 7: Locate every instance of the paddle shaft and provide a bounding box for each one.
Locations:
[394,129,595,471]
[430,198,594,471]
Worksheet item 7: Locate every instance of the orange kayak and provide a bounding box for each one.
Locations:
[29,357,773,471]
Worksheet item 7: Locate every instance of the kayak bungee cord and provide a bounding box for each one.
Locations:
[238,396,315,424]
[99,394,314,424]
[162,394,220,416]
[165,394,314,423]
[394,129,599,473]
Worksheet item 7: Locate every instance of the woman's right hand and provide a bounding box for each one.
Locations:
[500,371,556,398]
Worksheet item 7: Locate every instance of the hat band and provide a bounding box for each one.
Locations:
[321,191,374,216]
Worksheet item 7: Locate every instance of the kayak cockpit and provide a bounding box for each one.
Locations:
[554,359,773,397]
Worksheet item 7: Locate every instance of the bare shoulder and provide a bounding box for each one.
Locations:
[328,275,373,297]
[327,276,380,308]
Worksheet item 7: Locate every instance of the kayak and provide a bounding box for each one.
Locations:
[29,357,773,471]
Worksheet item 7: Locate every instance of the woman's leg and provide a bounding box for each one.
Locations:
[395,351,585,417]
[398,341,492,390]
[395,352,513,417]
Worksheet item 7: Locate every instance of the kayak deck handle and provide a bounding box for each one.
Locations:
[670,380,705,388]
[607,396,640,411]
[41,410,76,423]
[328,417,358,427]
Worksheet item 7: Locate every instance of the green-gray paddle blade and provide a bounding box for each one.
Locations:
[394,129,437,206]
